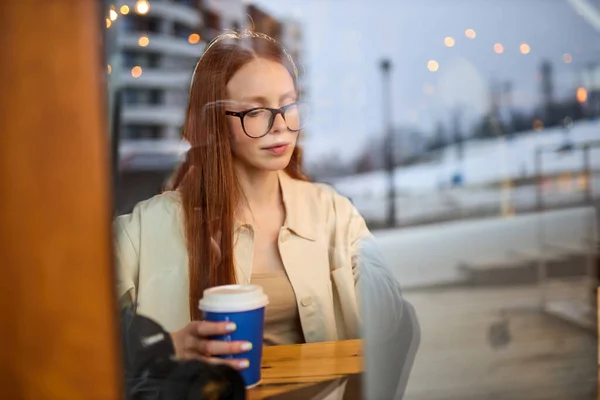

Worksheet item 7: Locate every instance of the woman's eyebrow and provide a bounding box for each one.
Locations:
[239,95,268,106]
[279,91,297,101]
[239,91,297,106]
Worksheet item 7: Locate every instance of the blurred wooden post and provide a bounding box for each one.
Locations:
[0,1,122,399]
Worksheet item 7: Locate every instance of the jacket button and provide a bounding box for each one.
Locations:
[300,296,313,307]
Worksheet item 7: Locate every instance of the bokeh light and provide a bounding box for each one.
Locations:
[131,66,143,78]
[135,0,150,15]
[465,29,476,39]
[427,60,439,72]
[576,87,588,103]
[138,36,150,47]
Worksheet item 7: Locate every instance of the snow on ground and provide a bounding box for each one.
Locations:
[332,120,600,195]
[351,175,600,225]
[329,120,600,224]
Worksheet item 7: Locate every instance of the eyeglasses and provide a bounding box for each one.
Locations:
[225,102,309,139]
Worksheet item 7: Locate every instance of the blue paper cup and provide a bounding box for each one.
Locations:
[198,284,269,388]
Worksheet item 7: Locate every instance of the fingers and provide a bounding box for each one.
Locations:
[183,328,253,355]
[178,336,251,370]
[197,338,253,356]
[176,347,250,370]
[192,320,237,337]
[200,355,250,370]
[191,321,253,354]
[174,321,253,370]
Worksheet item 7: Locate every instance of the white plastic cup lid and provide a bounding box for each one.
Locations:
[198,284,269,313]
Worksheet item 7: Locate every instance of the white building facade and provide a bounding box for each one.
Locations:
[108,0,205,172]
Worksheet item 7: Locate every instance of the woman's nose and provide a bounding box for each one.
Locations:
[270,112,287,133]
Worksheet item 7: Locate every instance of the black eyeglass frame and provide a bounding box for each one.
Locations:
[225,102,307,139]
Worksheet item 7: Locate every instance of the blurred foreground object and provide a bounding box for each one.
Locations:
[358,237,420,399]
[120,304,246,400]
[0,0,121,398]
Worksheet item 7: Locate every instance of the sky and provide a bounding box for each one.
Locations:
[251,0,600,165]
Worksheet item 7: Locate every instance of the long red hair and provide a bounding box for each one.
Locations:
[170,31,309,320]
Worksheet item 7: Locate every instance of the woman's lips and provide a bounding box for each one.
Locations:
[262,144,289,155]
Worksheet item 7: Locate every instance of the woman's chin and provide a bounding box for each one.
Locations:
[264,159,292,172]
[254,156,293,172]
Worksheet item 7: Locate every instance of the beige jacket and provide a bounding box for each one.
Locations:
[114,171,373,342]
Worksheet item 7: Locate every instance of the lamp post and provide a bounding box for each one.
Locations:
[380,59,396,228]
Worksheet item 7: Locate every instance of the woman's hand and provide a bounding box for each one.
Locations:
[170,321,253,370]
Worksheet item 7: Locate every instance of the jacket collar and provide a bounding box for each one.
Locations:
[233,170,317,242]
[277,170,317,241]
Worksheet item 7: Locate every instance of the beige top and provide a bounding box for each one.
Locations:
[251,271,305,346]
[114,170,402,342]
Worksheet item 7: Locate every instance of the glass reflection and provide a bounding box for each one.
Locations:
[105,0,600,399]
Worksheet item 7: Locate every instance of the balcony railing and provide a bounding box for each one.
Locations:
[117,0,202,28]
[117,68,193,89]
[118,33,205,58]
[119,138,190,171]
[121,105,185,126]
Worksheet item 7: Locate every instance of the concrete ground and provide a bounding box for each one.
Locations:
[402,280,597,400]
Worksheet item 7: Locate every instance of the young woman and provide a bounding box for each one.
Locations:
[114,31,405,372]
